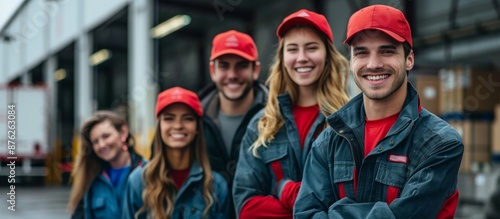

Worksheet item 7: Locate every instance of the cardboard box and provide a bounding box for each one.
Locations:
[449,120,492,171]
[470,120,491,163]
[416,75,440,115]
[449,120,471,172]
[473,121,491,146]
[439,67,500,114]
[462,69,500,113]
[439,69,457,115]
[493,105,500,154]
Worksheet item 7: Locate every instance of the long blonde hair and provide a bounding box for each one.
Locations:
[68,111,134,212]
[252,26,350,156]
[137,118,214,218]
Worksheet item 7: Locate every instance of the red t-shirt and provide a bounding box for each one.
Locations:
[292,104,320,149]
[364,112,400,157]
[170,167,191,189]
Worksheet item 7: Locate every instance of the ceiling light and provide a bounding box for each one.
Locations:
[54,68,66,81]
[151,15,191,39]
[90,49,112,66]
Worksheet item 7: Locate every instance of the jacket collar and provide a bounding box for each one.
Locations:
[277,93,293,116]
[327,81,420,134]
[176,162,203,200]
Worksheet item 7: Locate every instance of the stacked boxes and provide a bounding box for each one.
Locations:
[447,120,470,172]
[448,120,492,172]
[493,105,500,159]
[439,67,500,115]
[415,75,440,115]
[415,66,500,172]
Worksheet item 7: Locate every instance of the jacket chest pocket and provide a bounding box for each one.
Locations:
[332,161,355,198]
[375,162,407,188]
[258,144,289,181]
[90,197,111,218]
[332,161,355,183]
[258,144,288,164]
[374,161,408,203]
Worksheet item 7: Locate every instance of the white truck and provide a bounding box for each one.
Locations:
[0,86,49,181]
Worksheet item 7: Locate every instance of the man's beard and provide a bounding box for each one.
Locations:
[220,82,253,101]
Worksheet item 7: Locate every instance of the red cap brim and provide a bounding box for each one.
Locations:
[344,28,405,45]
[209,49,257,61]
[277,17,333,43]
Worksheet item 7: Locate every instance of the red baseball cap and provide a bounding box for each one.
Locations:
[277,9,333,43]
[344,5,412,47]
[155,87,203,118]
[210,30,258,61]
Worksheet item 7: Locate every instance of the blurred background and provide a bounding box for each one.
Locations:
[1,0,499,218]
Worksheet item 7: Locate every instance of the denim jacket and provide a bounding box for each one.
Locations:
[294,82,464,219]
[82,151,144,219]
[233,93,325,215]
[122,162,229,219]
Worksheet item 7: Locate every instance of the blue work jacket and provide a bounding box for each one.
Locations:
[294,82,464,219]
[233,93,325,215]
[122,162,230,219]
[82,151,144,219]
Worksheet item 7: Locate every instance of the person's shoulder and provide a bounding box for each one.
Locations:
[127,165,145,187]
[247,108,265,128]
[212,171,227,185]
[198,83,218,108]
[253,80,269,94]
[419,110,462,142]
[198,83,217,99]
[211,171,229,194]
[313,126,335,146]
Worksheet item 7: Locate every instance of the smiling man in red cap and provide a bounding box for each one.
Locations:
[295,4,463,219]
[198,30,268,218]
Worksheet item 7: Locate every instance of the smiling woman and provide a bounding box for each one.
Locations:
[122,86,230,219]
[232,9,350,219]
[68,110,144,219]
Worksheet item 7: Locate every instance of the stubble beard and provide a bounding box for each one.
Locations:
[355,70,406,101]
[219,81,253,101]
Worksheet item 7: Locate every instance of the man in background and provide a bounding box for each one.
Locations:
[199,30,268,218]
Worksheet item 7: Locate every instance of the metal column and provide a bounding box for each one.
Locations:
[128,0,156,158]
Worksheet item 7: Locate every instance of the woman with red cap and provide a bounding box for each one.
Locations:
[123,87,229,219]
[232,9,350,218]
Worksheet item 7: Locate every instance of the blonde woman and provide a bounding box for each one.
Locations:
[68,111,144,218]
[232,9,350,218]
[123,87,229,219]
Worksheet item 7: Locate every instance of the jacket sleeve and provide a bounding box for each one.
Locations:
[239,196,293,218]
[232,121,291,218]
[294,131,335,219]
[328,137,463,218]
[122,166,145,219]
[277,180,301,210]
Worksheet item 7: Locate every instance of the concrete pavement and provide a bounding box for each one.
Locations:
[0,185,71,219]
